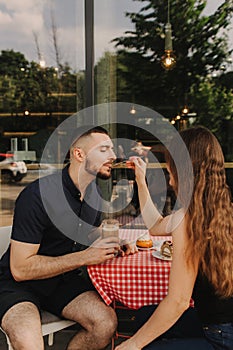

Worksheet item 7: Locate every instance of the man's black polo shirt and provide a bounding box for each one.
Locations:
[0,165,102,279]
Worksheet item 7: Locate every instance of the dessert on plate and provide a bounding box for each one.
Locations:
[136,233,153,248]
[160,240,173,258]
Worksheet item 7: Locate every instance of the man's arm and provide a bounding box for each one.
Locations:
[10,237,119,282]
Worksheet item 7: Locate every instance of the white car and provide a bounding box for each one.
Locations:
[0,153,27,182]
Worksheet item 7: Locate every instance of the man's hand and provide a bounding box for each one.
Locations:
[83,237,120,265]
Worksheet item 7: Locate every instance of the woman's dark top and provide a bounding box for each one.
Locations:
[193,272,233,324]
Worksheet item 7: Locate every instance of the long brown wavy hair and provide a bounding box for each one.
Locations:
[166,126,233,298]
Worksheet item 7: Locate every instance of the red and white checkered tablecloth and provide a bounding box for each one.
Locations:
[88,229,172,310]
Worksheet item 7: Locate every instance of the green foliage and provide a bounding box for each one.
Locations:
[0,49,29,77]
[76,72,85,111]
[95,51,117,104]
[0,49,78,115]
[114,0,233,122]
[190,80,233,139]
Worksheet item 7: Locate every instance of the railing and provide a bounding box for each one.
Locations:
[113,162,233,169]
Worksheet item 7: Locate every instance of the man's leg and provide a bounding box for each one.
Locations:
[1,301,44,350]
[62,291,117,350]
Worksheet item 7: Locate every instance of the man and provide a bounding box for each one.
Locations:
[0,126,120,350]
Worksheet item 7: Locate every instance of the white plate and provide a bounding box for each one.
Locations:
[153,240,167,250]
[152,251,172,261]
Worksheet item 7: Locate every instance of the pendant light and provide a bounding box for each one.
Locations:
[161,0,176,70]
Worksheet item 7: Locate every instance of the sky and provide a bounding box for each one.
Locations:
[0,0,232,71]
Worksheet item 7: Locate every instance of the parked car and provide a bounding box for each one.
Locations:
[0,153,27,182]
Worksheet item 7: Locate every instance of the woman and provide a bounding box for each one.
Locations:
[115,126,233,350]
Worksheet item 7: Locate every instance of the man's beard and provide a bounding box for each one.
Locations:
[85,159,112,180]
[96,171,111,180]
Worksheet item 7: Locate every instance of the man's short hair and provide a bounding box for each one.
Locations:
[71,125,109,147]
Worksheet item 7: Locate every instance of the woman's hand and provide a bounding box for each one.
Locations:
[130,156,147,185]
[118,239,138,256]
[115,338,141,350]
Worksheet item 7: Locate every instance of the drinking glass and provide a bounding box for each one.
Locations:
[102,219,119,240]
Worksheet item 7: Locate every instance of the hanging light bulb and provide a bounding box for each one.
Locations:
[161,50,176,70]
[161,0,176,70]
[182,105,189,114]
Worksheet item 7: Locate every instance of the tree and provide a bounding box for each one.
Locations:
[190,79,233,138]
[114,0,233,119]
[0,50,30,113]
[0,50,29,77]
[94,51,117,104]
[0,50,78,115]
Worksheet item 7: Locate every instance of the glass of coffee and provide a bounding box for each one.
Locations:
[102,219,119,240]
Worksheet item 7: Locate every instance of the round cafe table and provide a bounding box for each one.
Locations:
[88,229,175,309]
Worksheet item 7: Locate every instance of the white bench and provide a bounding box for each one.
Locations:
[0,226,76,349]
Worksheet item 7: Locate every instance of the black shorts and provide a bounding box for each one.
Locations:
[0,268,95,324]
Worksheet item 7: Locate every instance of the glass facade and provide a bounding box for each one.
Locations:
[0,0,232,226]
[0,0,143,226]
